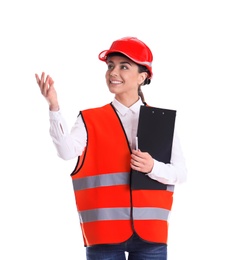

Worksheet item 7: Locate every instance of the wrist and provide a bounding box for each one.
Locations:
[49,104,60,111]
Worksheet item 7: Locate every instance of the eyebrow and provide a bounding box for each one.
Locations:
[107,60,132,66]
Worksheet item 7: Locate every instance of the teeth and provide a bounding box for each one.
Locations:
[111,81,121,84]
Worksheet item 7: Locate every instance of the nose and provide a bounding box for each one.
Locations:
[109,67,118,77]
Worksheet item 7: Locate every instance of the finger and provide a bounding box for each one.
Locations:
[132,149,144,159]
[49,77,54,86]
[131,153,143,163]
[131,157,141,168]
[42,75,50,96]
[40,72,45,89]
[35,73,40,85]
[131,162,143,172]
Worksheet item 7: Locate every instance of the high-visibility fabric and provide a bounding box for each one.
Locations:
[71,103,174,246]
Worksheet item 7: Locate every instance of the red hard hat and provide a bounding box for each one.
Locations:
[98,37,153,79]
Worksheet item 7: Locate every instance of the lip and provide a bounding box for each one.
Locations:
[109,79,123,84]
[110,80,122,84]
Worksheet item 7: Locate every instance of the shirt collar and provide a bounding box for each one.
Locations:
[112,98,144,116]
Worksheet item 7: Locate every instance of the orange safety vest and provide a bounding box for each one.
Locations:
[71,103,174,246]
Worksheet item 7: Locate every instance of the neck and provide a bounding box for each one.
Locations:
[115,95,140,108]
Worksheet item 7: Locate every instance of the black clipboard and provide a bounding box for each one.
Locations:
[131,105,176,190]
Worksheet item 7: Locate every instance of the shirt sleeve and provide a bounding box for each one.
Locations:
[49,109,87,160]
[147,130,187,185]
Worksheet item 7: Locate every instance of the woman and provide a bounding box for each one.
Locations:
[35,36,187,260]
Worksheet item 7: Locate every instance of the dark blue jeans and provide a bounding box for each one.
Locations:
[86,233,167,260]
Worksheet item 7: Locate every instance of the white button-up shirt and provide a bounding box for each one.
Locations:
[49,98,187,185]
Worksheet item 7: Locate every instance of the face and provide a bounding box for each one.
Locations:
[105,55,147,100]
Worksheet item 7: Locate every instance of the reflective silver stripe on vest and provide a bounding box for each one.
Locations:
[167,185,174,192]
[78,207,131,223]
[133,207,170,221]
[78,207,170,223]
[73,172,130,191]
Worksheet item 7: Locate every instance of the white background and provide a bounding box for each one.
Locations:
[1,0,238,259]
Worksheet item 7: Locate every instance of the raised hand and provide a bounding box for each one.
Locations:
[35,72,59,111]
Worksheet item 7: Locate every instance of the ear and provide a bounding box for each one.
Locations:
[138,72,148,85]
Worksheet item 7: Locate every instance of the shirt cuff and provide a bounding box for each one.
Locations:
[49,109,62,120]
[148,159,164,176]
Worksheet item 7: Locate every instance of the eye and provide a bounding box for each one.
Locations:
[120,65,128,70]
[107,64,114,70]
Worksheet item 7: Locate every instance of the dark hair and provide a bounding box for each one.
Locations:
[107,52,151,102]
